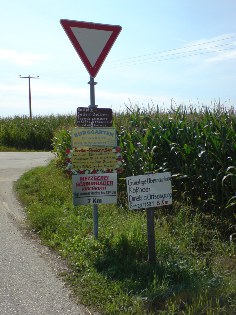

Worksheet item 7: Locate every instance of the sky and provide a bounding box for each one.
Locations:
[0,0,236,117]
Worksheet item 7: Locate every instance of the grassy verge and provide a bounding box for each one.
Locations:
[15,161,236,315]
[0,145,19,152]
[0,146,43,152]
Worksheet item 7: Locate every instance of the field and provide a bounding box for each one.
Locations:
[51,104,236,231]
[1,105,236,314]
[0,114,75,150]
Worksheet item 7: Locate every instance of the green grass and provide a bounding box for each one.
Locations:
[0,145,45,152]
[15,160,236,315]
[0,145,19,152]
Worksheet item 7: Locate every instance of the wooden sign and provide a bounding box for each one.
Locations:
[77,107,112,127]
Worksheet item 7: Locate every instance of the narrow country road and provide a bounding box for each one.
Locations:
[0,152,89,315]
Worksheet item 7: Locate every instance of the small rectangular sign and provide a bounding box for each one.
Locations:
[126,172,172,210]
[77,107,113,127]
[72,173,117,205]
[71,127,117,148]
[71,147,122,173]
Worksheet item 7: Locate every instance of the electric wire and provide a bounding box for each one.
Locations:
[106,34,236,68]
[110,46,236,68]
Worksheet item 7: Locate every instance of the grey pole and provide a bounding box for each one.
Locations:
[19,75,39,119]
[88,76,97,108]
[28,76,32,119]
[88,76,98,239]
[146,208,156,264]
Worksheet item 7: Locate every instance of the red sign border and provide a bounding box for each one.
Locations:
[60,19,122,77]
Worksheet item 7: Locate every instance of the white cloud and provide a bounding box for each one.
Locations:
[0,48,48,66]
[182,34,236,63]
[205,50,236,63]
[0,81,177,116]
[0,83,87,97]
[1,80,235,118]
[0,84,22,91]
[33,84,88,96]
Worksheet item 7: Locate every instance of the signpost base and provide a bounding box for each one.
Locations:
[146,208,156,264]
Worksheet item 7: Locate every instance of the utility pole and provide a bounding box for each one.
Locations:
[19,75,39,119]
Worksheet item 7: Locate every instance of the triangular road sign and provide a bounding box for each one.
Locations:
[60,19,122,78]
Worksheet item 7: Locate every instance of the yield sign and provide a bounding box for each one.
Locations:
[60,19,122,78]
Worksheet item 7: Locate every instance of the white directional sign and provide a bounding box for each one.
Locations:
[60,19,122,77]
[126,172,172,210]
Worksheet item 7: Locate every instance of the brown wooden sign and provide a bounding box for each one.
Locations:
[77,107,112,127]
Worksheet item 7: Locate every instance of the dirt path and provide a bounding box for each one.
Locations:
[0,152,89,315]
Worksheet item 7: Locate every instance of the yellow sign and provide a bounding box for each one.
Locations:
[72,127,117,147]
[71,147,121,171]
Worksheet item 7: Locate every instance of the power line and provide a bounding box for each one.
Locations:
[106,34,236,68]
[109,46,236,68]
[109,34,236,64]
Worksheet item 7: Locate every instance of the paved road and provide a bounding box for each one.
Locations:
[0,152,89,315]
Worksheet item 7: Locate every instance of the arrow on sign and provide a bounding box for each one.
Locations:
[60,19,122,78]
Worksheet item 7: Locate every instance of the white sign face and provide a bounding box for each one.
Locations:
[126,172,172,210]
[72,173,117,205]
[71,27,112,67]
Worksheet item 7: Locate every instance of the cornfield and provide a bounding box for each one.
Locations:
[1,105,235,233]
[113,104,236,226]
[0,114,75,150]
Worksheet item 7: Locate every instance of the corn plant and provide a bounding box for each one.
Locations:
[0,114,75,150]
[114,104,236,230]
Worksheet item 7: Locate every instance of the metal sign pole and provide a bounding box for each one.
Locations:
[88,76,97,108]
[146,207,156,264]
[88,76,98,239]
